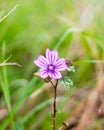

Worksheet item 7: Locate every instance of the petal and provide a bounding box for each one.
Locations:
[55,58,67,71]
[49,71,61,79]
[34,55,48,68]
[39,68,48,78]
[46,48,58,64]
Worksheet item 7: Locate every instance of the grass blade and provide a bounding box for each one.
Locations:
[0,43,15,130]
[0,4,19,23]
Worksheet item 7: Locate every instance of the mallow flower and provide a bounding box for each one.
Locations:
[34,48,67,79]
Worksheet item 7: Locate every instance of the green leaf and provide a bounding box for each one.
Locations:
[56,109,62,114]
[48,112,53,118]
[67,66,75,72]
[59,77,73,90]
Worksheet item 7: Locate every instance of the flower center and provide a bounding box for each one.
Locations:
[48,65,54,71]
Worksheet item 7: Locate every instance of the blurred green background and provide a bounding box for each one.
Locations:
[0,0,104,130]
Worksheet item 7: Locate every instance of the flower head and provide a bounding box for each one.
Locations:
[34,48,67,79]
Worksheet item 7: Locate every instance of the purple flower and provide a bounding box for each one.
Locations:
[34,49,67,79]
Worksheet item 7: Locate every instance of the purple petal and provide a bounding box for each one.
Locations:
[55,58,67,71]
[39,68,48,78]
[49,71,61,79]
[34,55,48,68]
[46,48,58,64]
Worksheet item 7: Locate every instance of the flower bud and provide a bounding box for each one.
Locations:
[65,60,72,67]
[44,76,52,83]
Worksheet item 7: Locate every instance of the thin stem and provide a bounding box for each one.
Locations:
[50,80,58,130]
[50,80,55,88]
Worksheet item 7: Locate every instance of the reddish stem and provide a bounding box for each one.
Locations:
[50,80,58,130]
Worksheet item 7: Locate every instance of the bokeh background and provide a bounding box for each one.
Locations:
[0,0,104,130]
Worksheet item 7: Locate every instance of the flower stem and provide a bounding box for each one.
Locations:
[50,80,58,130]
[53,85,57,130]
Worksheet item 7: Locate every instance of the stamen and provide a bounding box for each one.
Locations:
[49,65,54,70]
